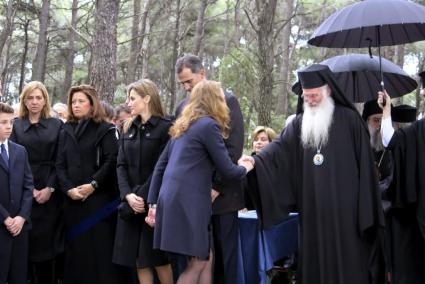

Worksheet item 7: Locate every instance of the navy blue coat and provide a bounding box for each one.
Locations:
[147,117,246,259]
[0,140,33,282]
[175,91,245,214]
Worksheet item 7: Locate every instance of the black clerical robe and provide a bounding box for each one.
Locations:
[384,118,425,284]
[248,105,384,284]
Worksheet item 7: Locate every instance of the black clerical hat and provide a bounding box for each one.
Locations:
[362,100,382,121]
[297,64,328,89]
[419,71,425,88]
[392,104,416,123]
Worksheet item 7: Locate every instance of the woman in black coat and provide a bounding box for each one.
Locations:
[112,79,173,284]
[56,85,121,284]
[10,81,64,284]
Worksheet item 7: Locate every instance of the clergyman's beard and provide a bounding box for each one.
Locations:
[369,125,384,151]
[301,96,335,149]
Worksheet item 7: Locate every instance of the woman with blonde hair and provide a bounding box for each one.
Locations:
[251,126,277,155]
[10,81,64,283]
[145,80,252,283]
[112,79,173,284]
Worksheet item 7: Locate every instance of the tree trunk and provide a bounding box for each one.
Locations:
[0,0,16,58]
[19,20,30,94]
[256,0,278,126]
[31,0,50,82]
[276,0,294,117]
[140,15,151,78]
[90,0,120,103]
[192,0,208,56]
[126,0,141,83]
[63,0,78,100]
[168,0,181,114]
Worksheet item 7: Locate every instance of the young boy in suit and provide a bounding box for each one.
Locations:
[0,102,33,284]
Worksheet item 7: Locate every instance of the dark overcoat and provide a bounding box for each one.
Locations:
[148,117,246,259]
[113,116,171,267]
[56,119,121,284]
[10,117,64,261]
[175,91,245,214]
[0,140,33,284]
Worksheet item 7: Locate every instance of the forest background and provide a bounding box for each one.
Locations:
[1,0,425,146]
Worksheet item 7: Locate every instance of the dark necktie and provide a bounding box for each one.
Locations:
[1,143,8,168]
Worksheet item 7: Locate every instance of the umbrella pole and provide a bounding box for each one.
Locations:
[377,28,385,91]
[377,27,387,105]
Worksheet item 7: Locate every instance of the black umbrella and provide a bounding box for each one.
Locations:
[321,54,417,102]
[308,0,425,92]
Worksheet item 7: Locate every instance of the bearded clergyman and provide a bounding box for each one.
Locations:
[362,100,393,211]
[240,64,384,284]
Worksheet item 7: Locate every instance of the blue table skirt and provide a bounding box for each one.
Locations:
[237,211,299,284]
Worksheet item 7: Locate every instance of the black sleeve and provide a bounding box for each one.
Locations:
[19,149,34,221]
[92,129,119,188]
[56,130,74,192]
[116,136,132,200]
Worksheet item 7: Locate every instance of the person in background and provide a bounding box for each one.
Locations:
[52,102,68,123]
[10,81,64,284]
[0,102,33,284]
[12,103,20,119]
[114,104,131,133]
[242,126,277,211]
[56,85,122,284]
[113,79,173,284]
[146,80,252,284]
[174,54,245,284]
[101,100,115,124]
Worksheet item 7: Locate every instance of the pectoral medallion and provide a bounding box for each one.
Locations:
[313,152,324,166]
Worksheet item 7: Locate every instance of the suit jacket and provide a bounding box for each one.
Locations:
[175,90,245,214]
[0,140,33,224]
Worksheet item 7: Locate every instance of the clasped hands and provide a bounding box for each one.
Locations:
[3,216,25,237]
[67,183,95,201]
[33,187,52,204]
[126,193,145,214]
[238,155,255,172]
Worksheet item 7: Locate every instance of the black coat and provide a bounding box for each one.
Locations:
[10,117,64,262]
[175,91,245,214]
[56,119,121,284]
[113,116,171,267]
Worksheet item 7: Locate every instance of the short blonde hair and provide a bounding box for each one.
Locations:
[170,80,229,139]
[19,81,52,119]
[252,126,277,143]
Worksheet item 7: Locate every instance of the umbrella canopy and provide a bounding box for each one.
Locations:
[308,0,425,48]
[292,54,417,102]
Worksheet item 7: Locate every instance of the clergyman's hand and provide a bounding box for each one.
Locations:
[377,90,391,118]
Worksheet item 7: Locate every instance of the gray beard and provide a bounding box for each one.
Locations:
[369,125,384,152]
[301,96,335,149]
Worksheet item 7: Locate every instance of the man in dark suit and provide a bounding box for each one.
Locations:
[175,54,245,283]
[0,103,33,284]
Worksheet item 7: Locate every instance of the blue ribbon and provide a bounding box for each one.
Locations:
[67,198,120,241]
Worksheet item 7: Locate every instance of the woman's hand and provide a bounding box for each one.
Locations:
[67,188,84,200]
[77,184,95,201]
[126,193,145,213]
[145,207,156,227]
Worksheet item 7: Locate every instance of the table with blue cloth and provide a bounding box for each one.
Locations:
[237,211,299,284]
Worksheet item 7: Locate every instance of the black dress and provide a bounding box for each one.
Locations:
[56,119,121,284]
[112,116,171,268]
[10,117,64,262]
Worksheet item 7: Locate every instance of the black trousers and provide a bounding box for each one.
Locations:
[0,229,29,284]
[212,211,239,284]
